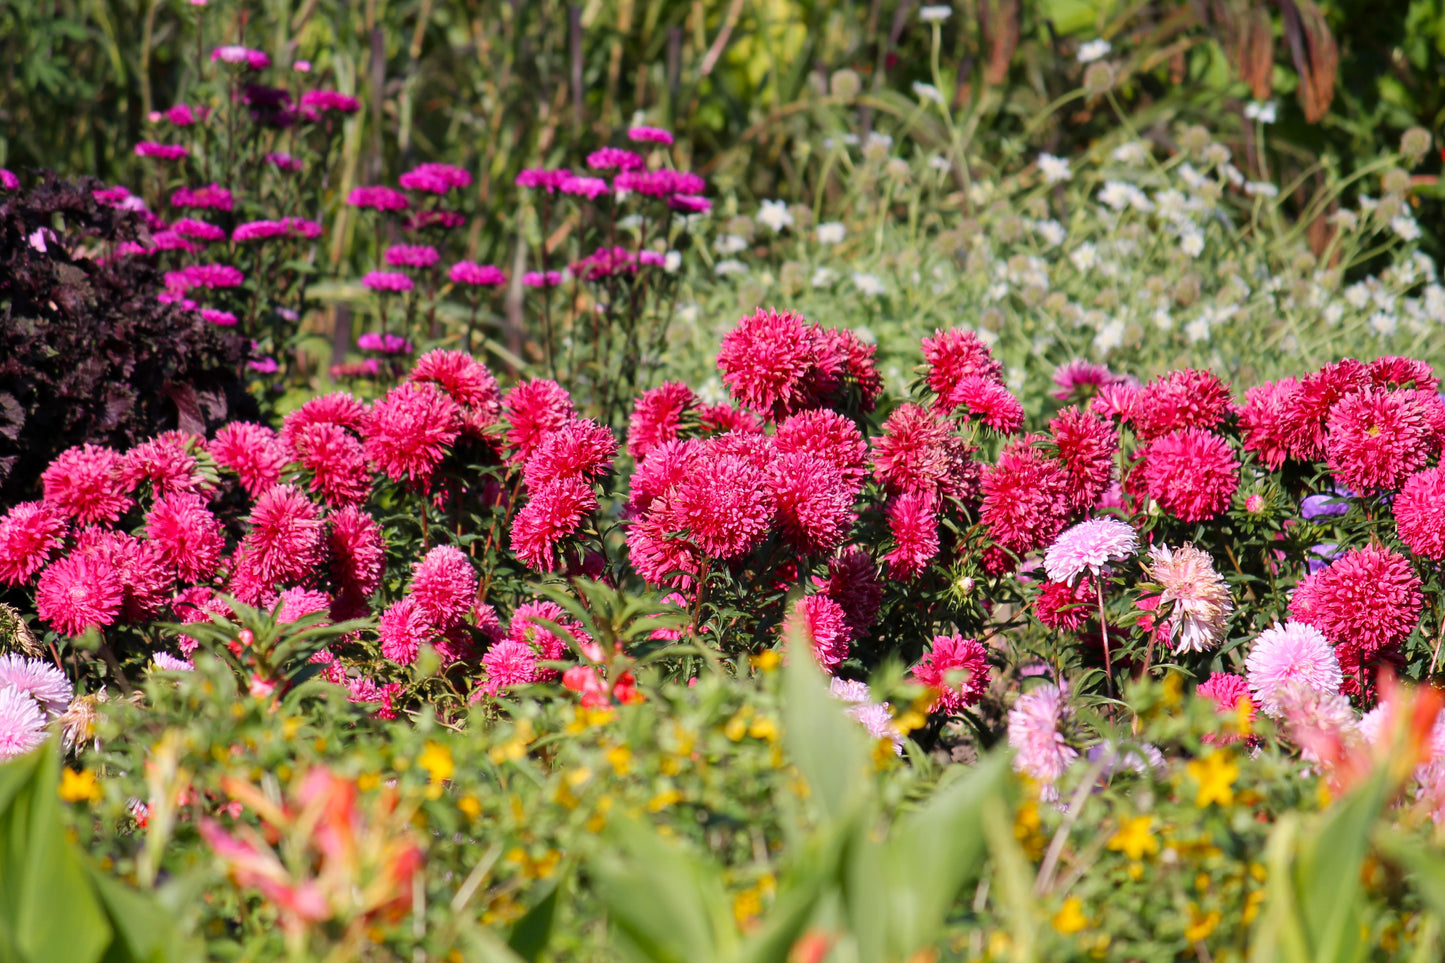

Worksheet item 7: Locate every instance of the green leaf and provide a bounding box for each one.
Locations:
[507,877,561,962]
[781,624,870,824]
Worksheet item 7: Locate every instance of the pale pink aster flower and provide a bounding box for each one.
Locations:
[1007,682,1077,784]
[1144,544,1233,654]
[0,686,48,760]
[1245,621,1344,716]
[829,678,871,703]
[846,701,905,755]
[0,654,72,716]
[151,652,195,672]
[1043,517,1137,584]
[1275,682,1360,765]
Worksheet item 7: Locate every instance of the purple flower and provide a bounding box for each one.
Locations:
[200,308,238,326]
[164,103,199,126]
[1051,360,1131,402]
[585,147,645,172]
[134,142,189,160]
[1306,542,1341,575]
[249,357,280,374]
[384,244,440,269]
[357,332,413,354]
[560,175,609,199]
[184,264,245,289]
[398,163,472,193]
[523,270,564,288]
[346,186,409,211]
[627,126,675,145]
[211,45,271,70]
[1301,490,1351,520]
[1042,517,1138,584]
[450,261,506,286]
[362,271,414,293]
[0,169,18,191]
[515,168,570,192]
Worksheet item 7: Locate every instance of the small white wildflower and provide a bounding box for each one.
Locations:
[1371,286,1396,311]
[853,325,877,345]
[1244,181,1279,198]
[1323,302,1344,326]
[664,250,682,272]
[985,281,1009,303]
[1098,181,1133,211]
[1154,306,1174,331]
[1391,216,1422,241]
[1177,163,1206,190]
[1328,208,1359,231]
[1220,164,1245,187]
[1185,316,1211,344]
[816,222,847,245]
[1034,219,1066,248]
[616,214,644,231]
[1179,227,1205,258]
[811,266,838,288]
[715,234,748,255]
[1358,195,1379,214]
[757,199,794,233]
[1077,38,1111,64]
[1244,100,1278,124]
[928,154,952,172]
[919,4,952,22]
[1424,284,1445,323]
[1412,251,1437,281]
[1069,243,1097,271]
[1369,311,1399,337]
[1112,141,1149,166]
[676,304,700,324]
[968,182,993,206]
[1093,318,1127,355]
[714,258,747,277]
[1344,283,1371,309]
[912,81,945,105]
[865,131,893,151]
[1038,153,1072,184]
[852,272,886,296]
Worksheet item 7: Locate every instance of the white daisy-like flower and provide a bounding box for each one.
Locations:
[1077,38,1111,63]
[919,4,952,23]
[756,199,794,233]
[1038,153,1072,184]
[714,259,747,277]
[852,272,885,296]
[912,81,945,105]
[816,222,846,245]
[715,233,748,255]
[811,266,837,287]
[1392,216,1422,241]
[1244,100,1278,124]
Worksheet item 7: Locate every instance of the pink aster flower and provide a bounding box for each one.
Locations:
[782,594,853,670]
[871,403,978,501]
[669,194,711,213]
[398,162,470,193]
[1290,544,1422,668]
[586,147,644,171]
[1197,672,1254,717]
[0,686,47,760]
[185,264,245,289]
[514,168,570,191]
[560,175,609,199]
[328,504,385,608]
[1043,517,1137,584]
[170,183,234,211]
[1051,360,1129,402]
[210,45,270,69]
[1049,406,1117,512]
[1245,621,1344,716]
[378,596,432,666]
[509,599,591,670]
[0,502,66,586]
[1125,368,1234,441]
[384,244,439,269]
[522,270,563,288]
[200,308,237,326]
[299,89,361,115]
[628,382,696,461]
[36,552,123,636]
[282,393,369,443]
[1007,682,1077,784]
[627,126,674,145]
[522,419,617,491]
[1136,429,1238,523]
[1396,467,1445,559]
[232,219,288,242]
[913,635,989,713]
[814,546,882,638]
[949,377,1024,433]
[717,308,824,419]
[667,452,774,559]
[0,654,73,716]
[209,422,288,497]
[1144,544,1233,654]
[449,261,505,286]
[1282,359,1371,462]
[1368,356,1438,392]
[626,509,702,589]
[42,444,133,526]
[775,409,869,493]
[770,451,854,554]
[1238,377,1300,471]
[0,170,17,191]
[1325,387,1436,493]
[979,438,1071,556]
[408,545,476,628]
[615,169,705,196]
[408,349,502,434]
[125,431,206,498]
[361,271,413,293]
[145,492,225,583]
[480,639,541,693]
[512,477,597,571]
[135,141,188,160]
[228,484,325,603]
[275,587,331,625]
[289,422,372,507]
[75,530,170,624]
[503,379,576,465]
[884,491,939,580]
[1034,578,1092,631]
[363,382,462,486]
[922,328,1004,403]
[346,186,409,211]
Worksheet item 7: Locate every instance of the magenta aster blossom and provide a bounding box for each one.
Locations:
[1325,387,1436,493]
[328,504,384,611]
[1136,429,1239,523]
[346,186,409,211]
[814,547,882,638]
[669,194,711,214]
[36,552,123,636]
[922,328,1004,402]
[274,587,331,625]
[1238,377,1300,471]
[782,594,853,670]
[627,126,675,145]
[231,219,287,242]
[628,382,696,460]
[626,509,702,589]
[409,545,476,628]
[1396,467,1445,559]
[1245,621,1343,716]
[514,168,570,191]
[884,491,939,580]
[1049,406,1117,512]
[0,169,20,191]
[211,45,270,69]
[913,635,989,713]
[184,264,245,288]
[385,244,439,269]
[770,451,854,554]
[449,261,506,286]
[1043,517,1137,584]
[522,419,617,491]
[979,439,1071,556]
[123,430,204,497]
[1126,368,1234,441]
[615,169,704,196]
[1034,578,1092,631]
[1368,356,1438,392]
[75,529,170,624]
[362,271,413,293]
[229,485,324,602]
[363,382,462,486]
[1290,544,1422,665]
[522,270,563,287]
[949,377,1025,433]
[378,596,432,666]
[145,492,225,583]
[170,183,234,211]
[1282,359,1371,462]
[504,379,576,465]
[0,654,72,716]
[1197,672,1253,716]
[871,403,977,501]
[586,147,645,171]
[668,453,774,559]
[356,332,411,355]
[717,308,823,419]
[42,443,133,525]
[0,686,47,760]
[1007,682,1076,784]
[560,175,609,199]
[299,89,361,115]
[135,141,188,160]
[398,162,471,193]
[289,422,372,507]
[512,477,597,571]
[209,422,287,497]
[282,392,369,443]
[0,502,66,586]
[200,308,237,326]
[1051,359,1129,402]
[481,639,542,694]
[775,409,869,493]
[509,599,591,671]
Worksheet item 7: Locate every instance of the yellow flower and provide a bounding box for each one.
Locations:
[458,795,482,820]
[1185,903,1221,942]
[490,719,535,764]
[1052,898,1088,934]
[747,716,780,743]
[750,650,781,672]
[418,740,454,785]
[58,767,100,803]
[725,707,753,741]
[647,788,682,812]
[1162,672,1183,708]
[1187,751,1238,808]
[1107,815,1159,861]
[605,744,633,776]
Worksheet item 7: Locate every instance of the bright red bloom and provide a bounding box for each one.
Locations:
[0,502,66,586]
[364,382,462,486]
[1049,407,1117,512]
[770,451,854,554]
[125,431,207,498]
[1282,360,1370,462]
[290,422,372,507]
[512,477,597,571]
[912,635,989,713]
[949,377,1024,433]
[775,409,869,494]
[42,444,133,525]
[814,546,883,638]
[408,350,502,434]
[1238,377,1300,471]
[783,594,853,670]
[1290,545,1422,665]
[145,492,225,583]
[378,596,431,666]
[667,452,774,559]
[717,308,821,419]
[229,485,325,603]
[521,419,616,492]
[1396,467,1445,560]
[503,380,575,465]
[1325,387,1435,493]
[871,403,978,501]
[628,382,696,460]
[210,423,288,498]
[979,438,1071,556]
[884,492,939,580]
[36,552,123,636]
[1126,368,1234,441]
[1034,578,1092,631]
[410,545,476,628]
[922,328,1004,404]
[626,438,702,517]
[1136,429,1238,523]
[1368,356,1438,393]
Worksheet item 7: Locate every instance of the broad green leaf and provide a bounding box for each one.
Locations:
[507,877,561,962]
[781,627,870,824]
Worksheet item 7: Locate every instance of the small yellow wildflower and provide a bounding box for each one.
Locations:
[748,716,780,742]
[1185,903,1221,942]
[724,709,752,742]
[418,740,455,785]
[1187,751,1238,808]
[647,788,682,812]
[490,719,535,764]
[605,744,633,775]
[357,772,381,791]
[750,650,781,672]
[458,795,482,820]
[1161,672,1183,708]
[58,768,100,803]
[1243,889,1266,925]
[1052,898,1088,934]
[1107,815,1159,861]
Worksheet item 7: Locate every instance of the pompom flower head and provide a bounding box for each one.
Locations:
[1144,544,1233,654]
[0,686,47,760]
[410,545,477,628]
[1245,621,1344,716]
[364,382,462,486]
[0,654,73,716]
[1008,682,1076,784]
[1290,544,1422,669]
[1136,429,1238,523]
[36,553,123,636]
[717,308,821,419]
[1043,517,1137,584]
[0,502,66,586]
[783,594,852,670]
[512,477,596,572]
[1325,387,1435,493]
[912,635,989,713]
[42,444,133,525]
[504,380,575,465]
[921,328,1004,405]
[1396,467,1445,559]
